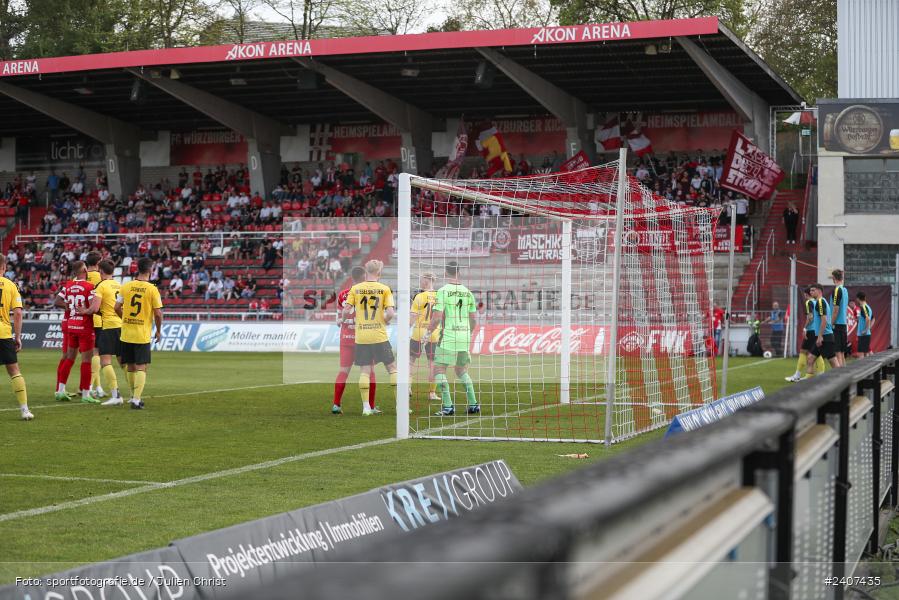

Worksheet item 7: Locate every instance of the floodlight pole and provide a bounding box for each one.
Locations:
[719,202,737,397]
[396,173,412,439]
[604,146,628,445]
[560,219,572,404]
[787,254,797,358]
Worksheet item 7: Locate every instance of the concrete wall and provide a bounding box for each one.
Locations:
[816,150,899,281]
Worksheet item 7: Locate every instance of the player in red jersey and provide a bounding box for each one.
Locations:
[332,266,375,414]
[54,261,99,404]
[54,291,79,402]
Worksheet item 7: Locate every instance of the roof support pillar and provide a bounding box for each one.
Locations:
[294,58,436,175]
[0,81,141,199]
[127,69,285,197]
[675,37,771,153]
[475,47,595,163]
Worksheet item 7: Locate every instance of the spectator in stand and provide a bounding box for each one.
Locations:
[261,242,278,272]
[211,266,223,281]
[222,276,236,300]
[205,277,223,300]
[783,201,800,245]
[196,268,210,294]
[242,275,257,299]
[735,196,749,225]
[278,277,288,301]
[328,256,343,280]
[47,170,60,202]
[297,256,311,280]
[169,274,184,299]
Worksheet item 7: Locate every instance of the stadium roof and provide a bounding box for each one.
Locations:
[0,17,801,138]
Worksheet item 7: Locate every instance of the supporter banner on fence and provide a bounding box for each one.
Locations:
[794,285,892,355]
[713,225,744,252]
[665,386,764,437]
[720,130,785,200]
[170,130,248,165]
[0,461,520,600]
[818,100,899,155]
[15,135,106,170]
[391,230,491,258]
[310,123,402,161]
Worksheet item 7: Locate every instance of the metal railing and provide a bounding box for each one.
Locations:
[800,166,814,246]
[14,229,363,248]
[250,350,899,600]
[744,229,777,316]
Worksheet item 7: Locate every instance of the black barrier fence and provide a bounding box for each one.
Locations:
[245,350,899,600]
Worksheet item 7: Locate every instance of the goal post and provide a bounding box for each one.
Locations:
[395,155,718,444]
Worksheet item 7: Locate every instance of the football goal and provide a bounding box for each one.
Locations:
[395,150,719,444]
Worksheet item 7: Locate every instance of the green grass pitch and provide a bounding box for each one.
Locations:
[0,350,795,583]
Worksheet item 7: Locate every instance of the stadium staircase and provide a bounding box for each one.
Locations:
[731,188,816,316]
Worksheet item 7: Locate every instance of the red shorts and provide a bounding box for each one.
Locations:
[67,328,96,353]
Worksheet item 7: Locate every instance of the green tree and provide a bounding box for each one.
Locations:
[0,0,26,59]
[749,0,836,101]
[445,0,558,30]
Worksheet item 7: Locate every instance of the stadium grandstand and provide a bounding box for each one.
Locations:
[0,16,800,323]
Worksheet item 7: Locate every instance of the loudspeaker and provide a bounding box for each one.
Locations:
[474,61,496,89]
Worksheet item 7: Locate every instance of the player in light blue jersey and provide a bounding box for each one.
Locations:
[855,291,875,357]
[830,269,849,366]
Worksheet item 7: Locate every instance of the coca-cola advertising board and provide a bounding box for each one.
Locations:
[471,324,695,356]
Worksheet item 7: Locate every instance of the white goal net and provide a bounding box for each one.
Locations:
[395,153,719,444]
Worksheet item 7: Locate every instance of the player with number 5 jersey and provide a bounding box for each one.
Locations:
[115,257,163,410]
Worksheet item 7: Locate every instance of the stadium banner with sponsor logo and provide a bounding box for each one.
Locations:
[0,18,718,78]
[22,320,699,355]
[15,134,106,170]
[171,460,520,597]
[818,100,899,155]
[793,285,892,355]
[720,130,785,200]
[472,324,695,356]
[170,130,248,165]
[665,386,764,437]
[391,230,492,258]
[0,546,195,600]
[0,461,519,600]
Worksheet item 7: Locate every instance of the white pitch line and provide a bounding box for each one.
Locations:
[0,437,396,523]
[0,473,162,485]
[0,381,314,412]
[715,359,770,373]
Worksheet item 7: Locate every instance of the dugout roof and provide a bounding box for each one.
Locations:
[0,17,801,137]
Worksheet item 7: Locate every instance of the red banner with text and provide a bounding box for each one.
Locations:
[720,130,784,200]
[170,130,247,165]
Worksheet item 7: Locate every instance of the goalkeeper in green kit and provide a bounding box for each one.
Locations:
[428,261,479,416]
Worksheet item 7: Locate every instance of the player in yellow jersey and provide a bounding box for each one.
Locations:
[342,259,397,415]
[410,272,440,401]
[0,255,31,420]
[80,260,124,406]
[115,257,163,410]
[85,251,105,398]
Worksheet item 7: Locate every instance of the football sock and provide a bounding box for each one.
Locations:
[90,355,101,389]
[815,356,827,373]
[389,371,397,387]
[102,364,118,398]
[429,382,437,395]
[132,371,146,400]
[79,361,91,393]
[794,355,805,376]
[10,374,27,408]
[369,372,377,409]
[57,358,74,390]
[358,372,370,406]
[126,370,136,395]
[334,371,348,406]
[435,373,451,408]
[460,373,477,406]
